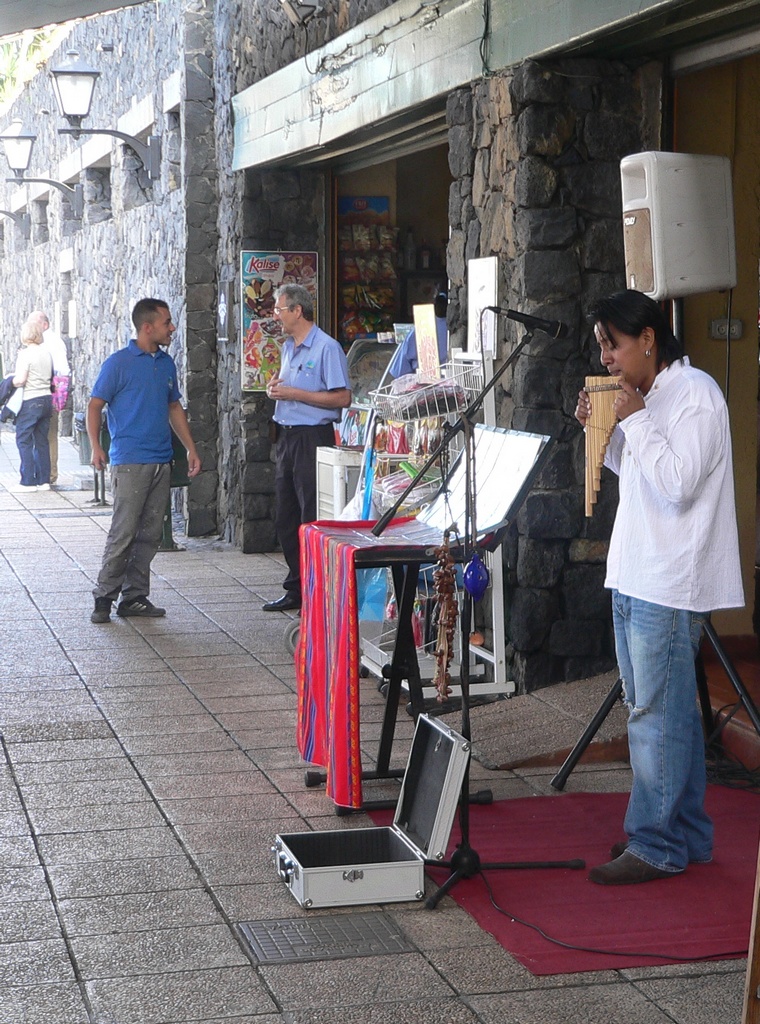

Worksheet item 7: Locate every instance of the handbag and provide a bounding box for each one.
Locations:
[52,374,70,412]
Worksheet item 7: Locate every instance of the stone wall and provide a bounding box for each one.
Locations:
[0,1,219,535]
[446,59,661,689]
[213,0,397,551]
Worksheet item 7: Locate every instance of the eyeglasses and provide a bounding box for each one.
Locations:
[273,305,291,314]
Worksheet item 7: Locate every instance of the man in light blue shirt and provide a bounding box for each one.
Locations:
[263,284,351,611]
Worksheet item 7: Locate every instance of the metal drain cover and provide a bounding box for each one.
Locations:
[238,911,414,963]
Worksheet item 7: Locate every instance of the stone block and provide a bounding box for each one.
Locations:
[187,507,217,537]
[510,62,564,106]
[260,170,301,203]
[581,218,624,272]
[583,110,642,161]
[517,106,576,157]
[519,249,581,302]
[465,218,481,264]
[535,444,574,490]
[562,564,610,620]
[511,355,563,409]
[549,618,603,657]
[242,461,274,494]
[479,191,509,256]
[564,653,618,681]
[512,649,557,693]
[561,163,622,218]
[569,539,609,563]
[516,538,565,588]
[515,207,577,250]
[242,518,277,553]
[448,181,463,229]
[511,407,566,439]
[518,490,582,540]
[472,149,490,210]
[446,229,466,286]
[188,470,217,505]
[446,88,472,127]
[514,156,558,208]
[448,125,474,178]
[509,586,557,651]
[243,492,271,519]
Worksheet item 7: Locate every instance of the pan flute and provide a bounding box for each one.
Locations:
[584,375,621,516]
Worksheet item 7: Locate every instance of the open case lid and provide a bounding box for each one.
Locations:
[393,714,470,860]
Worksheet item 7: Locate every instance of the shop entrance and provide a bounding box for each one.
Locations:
[332,144,452,349]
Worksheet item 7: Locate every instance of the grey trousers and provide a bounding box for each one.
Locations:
[93,463,170,603]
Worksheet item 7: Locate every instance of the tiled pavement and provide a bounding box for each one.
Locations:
[0,426,748,1024]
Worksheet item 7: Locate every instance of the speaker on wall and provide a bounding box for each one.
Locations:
[620,151,737,301]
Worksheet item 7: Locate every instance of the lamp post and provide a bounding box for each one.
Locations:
[51,51,160,180]
[0,120,84,220]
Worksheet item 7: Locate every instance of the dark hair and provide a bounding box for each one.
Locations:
[588,290,683,366]
[275,283,314,322]
[132,298,170,332]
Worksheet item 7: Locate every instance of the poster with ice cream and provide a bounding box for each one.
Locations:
[240,251,318,392]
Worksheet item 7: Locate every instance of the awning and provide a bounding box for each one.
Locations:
[0,0,146,38]
[233,0,760,172]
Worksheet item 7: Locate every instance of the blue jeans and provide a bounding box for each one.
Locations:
[612,591,710,872]
[15,395,53,486]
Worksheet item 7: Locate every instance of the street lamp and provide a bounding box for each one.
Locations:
[50,51,161,180]
[0,120,84,220]
[0,209,31,238]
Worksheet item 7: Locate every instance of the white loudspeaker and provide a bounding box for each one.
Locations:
[620,151,737,300]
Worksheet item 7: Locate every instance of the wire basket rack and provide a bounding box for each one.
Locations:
[369,361,483,422]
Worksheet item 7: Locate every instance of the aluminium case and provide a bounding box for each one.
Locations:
[274,714,470,908]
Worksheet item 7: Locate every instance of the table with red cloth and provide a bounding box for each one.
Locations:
[296,517,444,809]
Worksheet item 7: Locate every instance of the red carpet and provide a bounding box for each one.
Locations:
[373,786,760,974]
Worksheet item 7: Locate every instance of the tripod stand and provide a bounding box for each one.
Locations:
[550,619,760,791]
[372,321,587,909]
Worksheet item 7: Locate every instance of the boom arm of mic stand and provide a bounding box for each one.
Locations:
[371,332,533,537]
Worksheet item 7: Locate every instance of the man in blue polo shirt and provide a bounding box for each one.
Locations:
[263,283,351,611]
[87,298,201,623]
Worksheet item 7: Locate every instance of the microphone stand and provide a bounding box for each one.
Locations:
[372,314,585,909]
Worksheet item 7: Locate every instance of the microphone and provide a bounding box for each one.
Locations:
[486,307,570,339]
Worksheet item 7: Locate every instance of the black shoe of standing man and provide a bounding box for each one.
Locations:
[262,593,301,612]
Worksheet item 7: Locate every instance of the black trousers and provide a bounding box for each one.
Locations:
[274,423,336,596]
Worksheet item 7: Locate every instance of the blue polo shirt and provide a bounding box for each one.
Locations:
[91,340,181,464]
[274,325,350,427]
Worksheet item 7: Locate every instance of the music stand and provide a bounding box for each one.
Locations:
[372,333,586,909]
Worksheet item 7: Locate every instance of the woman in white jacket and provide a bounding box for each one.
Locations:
[575,289,744,885]
[12,319,54,492]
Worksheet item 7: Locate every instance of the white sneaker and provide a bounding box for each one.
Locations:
[11,484,37,493]
[37,483,51,491]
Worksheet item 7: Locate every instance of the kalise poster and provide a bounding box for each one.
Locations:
[240,251,318,392]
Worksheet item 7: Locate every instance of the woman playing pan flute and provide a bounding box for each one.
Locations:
[575,289,743,885]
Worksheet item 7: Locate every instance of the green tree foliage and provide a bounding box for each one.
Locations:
[0,29,61,112]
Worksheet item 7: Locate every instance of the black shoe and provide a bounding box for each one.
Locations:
[116,597,166,618]
[91,598,113,624]
[589,851,681,885]
[262,593,301,612]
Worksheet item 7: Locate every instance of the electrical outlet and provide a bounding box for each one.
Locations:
[710,318,743,340]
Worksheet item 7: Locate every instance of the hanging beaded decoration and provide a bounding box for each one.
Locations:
[432,529,458,702]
